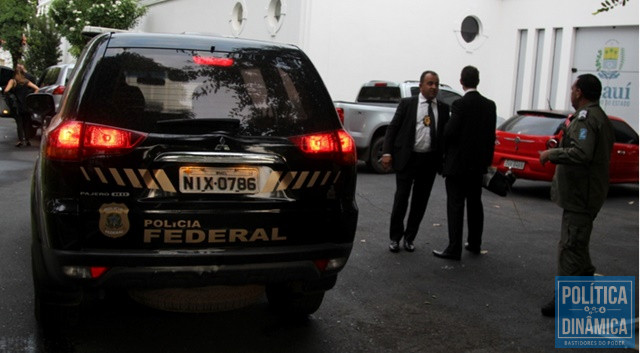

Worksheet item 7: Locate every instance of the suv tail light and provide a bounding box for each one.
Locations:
[336,108,345,125]
[289,129,356,165]
[46,121,147,160]
[52,85,65,95]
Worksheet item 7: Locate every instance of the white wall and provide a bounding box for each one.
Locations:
[499,0,639,120]
[136,0,307,44]
[135,0,639,123]
[304,0,505,103]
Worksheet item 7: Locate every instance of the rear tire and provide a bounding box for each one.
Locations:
[34,295,80,331]
[266,283,325,318]
[367,135,391,174]
[32,246,81,331]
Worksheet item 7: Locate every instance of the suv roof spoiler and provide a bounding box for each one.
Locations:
[82,26,128,38]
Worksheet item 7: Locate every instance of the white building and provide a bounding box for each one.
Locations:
[135,0,638,130]
[33,0,640,130]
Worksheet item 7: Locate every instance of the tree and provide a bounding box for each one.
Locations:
[23,15,62,79]
[593,0,631,14]
[49,0,147,57]
[0,0,38,67]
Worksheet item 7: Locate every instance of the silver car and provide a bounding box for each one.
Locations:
[37,63,75,113]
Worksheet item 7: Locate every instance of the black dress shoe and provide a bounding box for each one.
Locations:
[432,249,460,260]
[464,243,481,254]
[403,240,415,252]
[389,241,400,253]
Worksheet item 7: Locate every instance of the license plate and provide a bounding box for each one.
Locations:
[503,159,525,170]
[179,167,259,194]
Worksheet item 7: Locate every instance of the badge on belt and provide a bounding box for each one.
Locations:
[423,115,432,127]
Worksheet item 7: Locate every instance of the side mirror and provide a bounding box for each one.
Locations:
[26,93,56,118]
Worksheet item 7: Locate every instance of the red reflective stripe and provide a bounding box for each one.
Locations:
[90,267,108,278]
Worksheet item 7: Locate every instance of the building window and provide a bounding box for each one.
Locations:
[461,16,480,43]
[265,0,285,37]
[230,1,247,37]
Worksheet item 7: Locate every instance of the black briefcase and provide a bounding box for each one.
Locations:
[483,168,515,197]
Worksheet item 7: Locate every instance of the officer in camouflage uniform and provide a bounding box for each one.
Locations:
[538,74,614,317]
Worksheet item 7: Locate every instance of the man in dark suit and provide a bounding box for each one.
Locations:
[380,71,449,253]
[433,66,496,261]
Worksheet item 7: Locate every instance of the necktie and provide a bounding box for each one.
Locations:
[427,100,436,149]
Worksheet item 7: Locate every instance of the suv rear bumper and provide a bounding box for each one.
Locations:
[33,242,351,304]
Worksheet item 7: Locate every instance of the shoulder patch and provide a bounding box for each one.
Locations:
[577,110,588,120]
[578,128,588,140]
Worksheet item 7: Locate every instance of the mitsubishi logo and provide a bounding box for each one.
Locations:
[215,137,230,151]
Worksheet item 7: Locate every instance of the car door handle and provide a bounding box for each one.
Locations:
[617,150,626,155]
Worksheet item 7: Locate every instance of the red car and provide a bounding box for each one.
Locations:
[493,110,639,184]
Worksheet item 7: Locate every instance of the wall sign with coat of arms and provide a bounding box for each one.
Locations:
[596,39,625,80]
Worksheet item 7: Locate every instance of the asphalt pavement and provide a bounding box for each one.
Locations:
[0,118,637,352]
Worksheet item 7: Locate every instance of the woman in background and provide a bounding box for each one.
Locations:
[3,64,39,147]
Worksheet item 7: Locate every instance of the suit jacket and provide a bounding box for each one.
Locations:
[442,91,496,177]
[382,95,450,172]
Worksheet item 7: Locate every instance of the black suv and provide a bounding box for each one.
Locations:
[28,32,358,326]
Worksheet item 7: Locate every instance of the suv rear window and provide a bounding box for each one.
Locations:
[499,114,566,136]
[78,48,337,137]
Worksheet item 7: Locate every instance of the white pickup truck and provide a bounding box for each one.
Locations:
[335,80,462,173]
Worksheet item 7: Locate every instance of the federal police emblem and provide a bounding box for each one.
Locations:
[99,203,130,238]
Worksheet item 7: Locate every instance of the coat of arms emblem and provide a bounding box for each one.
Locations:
[596,39,624,80]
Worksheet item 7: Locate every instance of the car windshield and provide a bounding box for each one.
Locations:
[498,114,566,136]
[78,47,337,136]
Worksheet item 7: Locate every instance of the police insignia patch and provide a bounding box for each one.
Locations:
[578,110,588,120]
[579,128,588,140]
[99,203,130,238]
